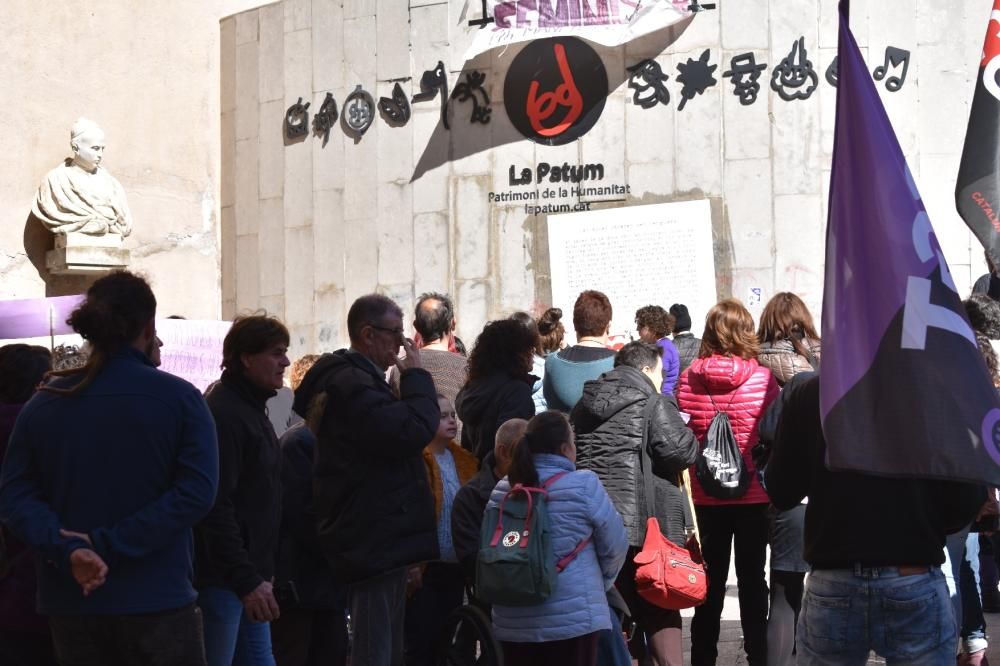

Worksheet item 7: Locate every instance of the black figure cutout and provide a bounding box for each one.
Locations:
[378,82,411,126]
[343,85,375,138]
[412,61,450,130]
[284,97,310,140]
[771,37,818,101]
[468,0,495,27]
[675,49,718,111]
[873,46,910,92]
[313,93,338,146]
[722,53,767,106]
[825,56,839,87]
[452,71,492,124]
[627,59,670,109]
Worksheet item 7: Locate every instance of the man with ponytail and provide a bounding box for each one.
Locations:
[0,270,219,666]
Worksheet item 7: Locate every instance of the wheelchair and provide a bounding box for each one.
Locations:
[434,591,503,666]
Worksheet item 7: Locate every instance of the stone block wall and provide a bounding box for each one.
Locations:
[222,0,987,356]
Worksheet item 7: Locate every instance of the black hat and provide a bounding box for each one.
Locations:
[669,304,691,333]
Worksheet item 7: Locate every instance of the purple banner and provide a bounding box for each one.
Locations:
[0,294,84,340]
[156,319,232,392]
[820,0,1000,484]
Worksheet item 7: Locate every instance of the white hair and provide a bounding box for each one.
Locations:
[70,117,102,142]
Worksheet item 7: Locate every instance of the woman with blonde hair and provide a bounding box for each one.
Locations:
[756,292,821,385]
[677,299,778,666]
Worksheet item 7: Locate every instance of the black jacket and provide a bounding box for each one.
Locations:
[456,372,535,461]
[571,365,699,547]
[450,450,501,583]
[295,350,440,584]
[672,333,701,376]
[765,373,985,568]
[274,423,345,610]
[195,372,282,597]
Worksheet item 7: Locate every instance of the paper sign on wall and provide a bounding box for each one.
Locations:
[547,200,717,342]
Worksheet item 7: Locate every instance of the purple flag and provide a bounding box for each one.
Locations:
[821,0,1000,484]
[0,294,84,341]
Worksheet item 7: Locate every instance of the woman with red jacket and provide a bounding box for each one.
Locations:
[676,299,779,666]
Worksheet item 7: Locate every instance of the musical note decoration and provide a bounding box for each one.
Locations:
[378,82,411,126]
[452,70,492,125]
[413,61,450,130]
[284,97,310,140]
[344,85,375,138]
[723,53,767,106]
[627,59,671,109]
[467,0,495,28]
[873,46,910,92]
[825,56,839,88]
[771,37,818,101]
[676,49,718,111]
[312,93,338,146]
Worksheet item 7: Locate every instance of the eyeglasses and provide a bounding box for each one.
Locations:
[369,324,405,338]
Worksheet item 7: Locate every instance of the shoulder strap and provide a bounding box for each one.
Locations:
[638,396,662,519]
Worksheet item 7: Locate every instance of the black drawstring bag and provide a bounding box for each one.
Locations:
[694,388,750,500]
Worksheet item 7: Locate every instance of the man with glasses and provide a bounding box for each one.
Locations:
[292,294,440,666]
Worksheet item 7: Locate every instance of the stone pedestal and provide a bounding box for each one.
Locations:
[46,232,130,275]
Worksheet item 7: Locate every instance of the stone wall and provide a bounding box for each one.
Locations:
[0,0,262,317]
[222,0,988,355]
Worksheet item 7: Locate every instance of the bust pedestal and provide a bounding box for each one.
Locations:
[46,232,130,275]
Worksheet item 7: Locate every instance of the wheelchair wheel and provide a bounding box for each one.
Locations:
[434,603,503,666]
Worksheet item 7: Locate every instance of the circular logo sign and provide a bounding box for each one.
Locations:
[502,531,521,547]
[504,37,608,146]
[688,574,698,584]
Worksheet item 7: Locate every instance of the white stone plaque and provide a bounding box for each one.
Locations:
[547,200,717,342]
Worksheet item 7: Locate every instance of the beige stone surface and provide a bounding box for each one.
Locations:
[0,0,264,314]
[211,0,991,352]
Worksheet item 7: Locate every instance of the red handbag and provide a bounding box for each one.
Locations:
[633,511,706,610]
[632,398,707,610]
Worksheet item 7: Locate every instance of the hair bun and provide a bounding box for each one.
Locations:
[537,307,563,335]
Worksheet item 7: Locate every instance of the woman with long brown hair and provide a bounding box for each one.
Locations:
[756,292,821,385]
[676,299,779,666]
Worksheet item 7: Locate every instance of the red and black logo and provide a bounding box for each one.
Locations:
[504,37,609,146]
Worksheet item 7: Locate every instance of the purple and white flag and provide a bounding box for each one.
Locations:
[821,0,1000,484]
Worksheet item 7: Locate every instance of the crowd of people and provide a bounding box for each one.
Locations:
[0,269,996,666]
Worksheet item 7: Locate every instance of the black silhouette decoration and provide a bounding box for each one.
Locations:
[284,97,310,140]
[873,46,911,92]
[343,85,375,138]
[413,61,450,130]
[825,56,839,87]
[627,59,671,109]
[468,0,495,27]
[676,49,718,111]
[771,37,818,101]
[452,70,491,124]
[312,93,338,146]
[378,82,411,126]
[723,53,767,106]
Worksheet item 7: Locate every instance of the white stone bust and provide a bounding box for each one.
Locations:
[32,118,133,237]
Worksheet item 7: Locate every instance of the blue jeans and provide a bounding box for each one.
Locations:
[943,528,987,653]
[198,587,275,666]
[797,567,956,665]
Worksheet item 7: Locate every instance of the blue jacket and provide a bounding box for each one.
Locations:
[488,454,628,642]
[0,348,219,615]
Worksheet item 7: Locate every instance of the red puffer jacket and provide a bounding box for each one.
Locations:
[677,355,779,506]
